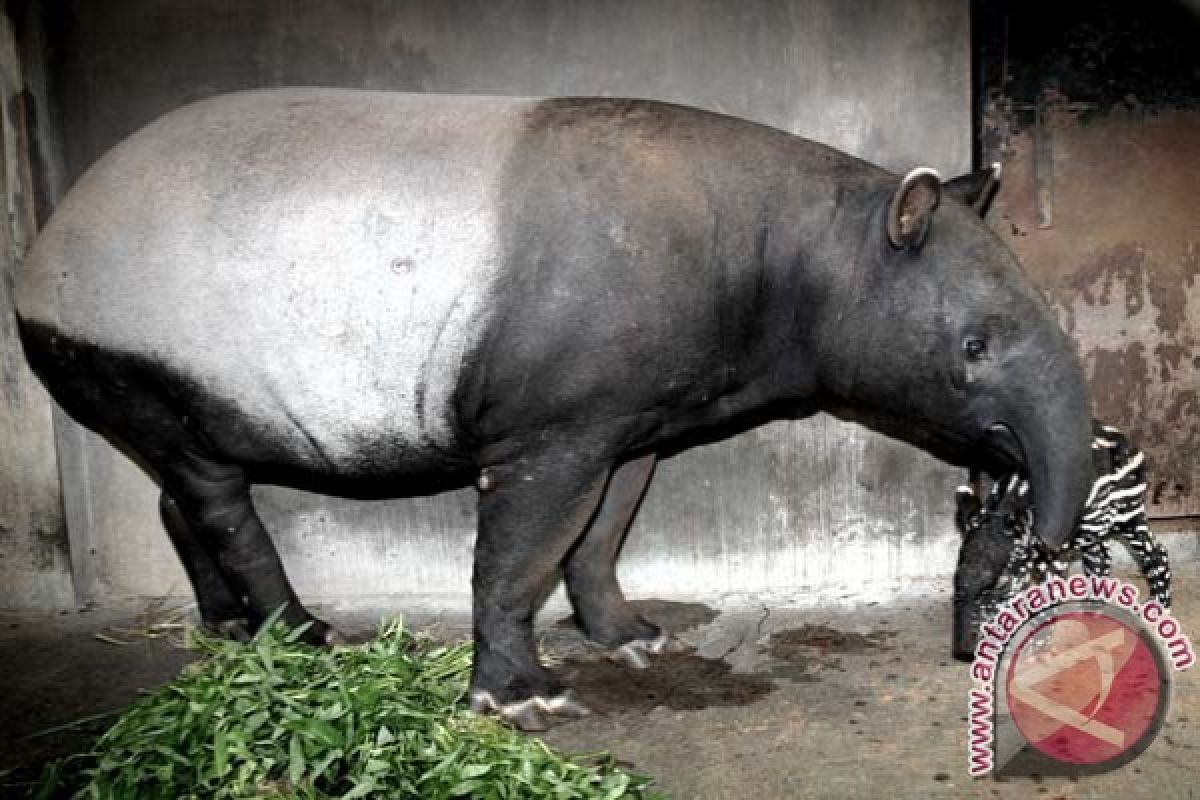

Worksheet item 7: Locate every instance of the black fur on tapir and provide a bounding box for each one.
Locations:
[14,90,1095,730]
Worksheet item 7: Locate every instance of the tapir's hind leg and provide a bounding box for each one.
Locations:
[469,442,613,730]
[158,449,341,646]
[564,454,680,668]
[20,325,337,644]
[159,492,257,640]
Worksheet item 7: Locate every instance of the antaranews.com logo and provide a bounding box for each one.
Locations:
[967,575,1194,777]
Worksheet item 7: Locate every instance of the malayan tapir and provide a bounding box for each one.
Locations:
[15,89,1095,730]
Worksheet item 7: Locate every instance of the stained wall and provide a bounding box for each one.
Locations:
[977,0,1200,525]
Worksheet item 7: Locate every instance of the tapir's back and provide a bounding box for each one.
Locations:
[17,89,538,470]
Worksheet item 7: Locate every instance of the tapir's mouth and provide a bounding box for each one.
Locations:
[828,411,1031,479]
[916,420,1027,475]
[982,423,1026,473]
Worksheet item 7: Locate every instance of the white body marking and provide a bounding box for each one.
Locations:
[18,89,539,472]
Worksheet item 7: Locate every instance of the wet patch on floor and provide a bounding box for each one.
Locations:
[555,599,720,635]
[763,624,896,683]
[556,650,775,714]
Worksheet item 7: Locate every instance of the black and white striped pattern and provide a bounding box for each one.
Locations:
[966,421,1170,618]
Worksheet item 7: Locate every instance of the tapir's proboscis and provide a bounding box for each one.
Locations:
[15,90,1095,730]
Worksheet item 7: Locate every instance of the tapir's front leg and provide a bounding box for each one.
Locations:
[469,442,613,730]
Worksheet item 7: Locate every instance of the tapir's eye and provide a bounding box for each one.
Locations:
[964,336,988,361]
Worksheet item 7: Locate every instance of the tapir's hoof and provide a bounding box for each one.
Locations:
[608,632,687,669]
[286,616,347,647]
[306,620,349,648]
[469,689,592,731]
[323,627,349,646]
[207,617,255,642]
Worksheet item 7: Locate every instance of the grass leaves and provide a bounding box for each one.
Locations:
[34,619,662,799]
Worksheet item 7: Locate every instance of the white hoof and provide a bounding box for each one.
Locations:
[469,689,591,731]
[608,632,684,669]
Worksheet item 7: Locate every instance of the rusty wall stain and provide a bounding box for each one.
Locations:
[988,107,1199,517]
[1086,341,1149,417]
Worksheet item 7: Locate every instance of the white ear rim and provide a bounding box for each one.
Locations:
[887,166,943,250]
[902,165,944,187]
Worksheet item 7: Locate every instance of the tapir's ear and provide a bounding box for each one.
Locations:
[943,162,1002,218]
[886,167,941,251]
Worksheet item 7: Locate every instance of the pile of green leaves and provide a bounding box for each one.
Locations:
[33,617,661,799]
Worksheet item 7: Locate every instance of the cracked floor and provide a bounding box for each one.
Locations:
[2,567,1199,799]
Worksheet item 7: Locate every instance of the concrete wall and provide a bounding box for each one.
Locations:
[6,0,975,609]
[0,11,72,609]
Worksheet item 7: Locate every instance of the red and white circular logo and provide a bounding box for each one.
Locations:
[1005,607,1170,770]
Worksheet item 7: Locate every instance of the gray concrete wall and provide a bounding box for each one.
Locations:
[11,0,975,609]
[0,11,73,610]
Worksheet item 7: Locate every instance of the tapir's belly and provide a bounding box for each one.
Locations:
[18,89,537,472]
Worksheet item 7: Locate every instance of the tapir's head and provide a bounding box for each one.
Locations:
[817,164,1094,560]
[951,480,1028,660]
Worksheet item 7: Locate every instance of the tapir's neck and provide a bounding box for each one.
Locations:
[650,152,890,443]
[718,147,889,415]
[473,99,898,452]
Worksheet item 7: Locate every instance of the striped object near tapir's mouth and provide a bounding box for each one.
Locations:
[952,420,1172,661]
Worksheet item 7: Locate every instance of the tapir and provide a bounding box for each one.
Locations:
[952,422,1169,661]
[15,89,1095,730]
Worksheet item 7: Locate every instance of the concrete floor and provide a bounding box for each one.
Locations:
[2,570,1198,799]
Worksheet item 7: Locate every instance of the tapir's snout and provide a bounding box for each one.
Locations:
[1010,414,1093,558]
[952,600,980,662]
[985,321,1095,555]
